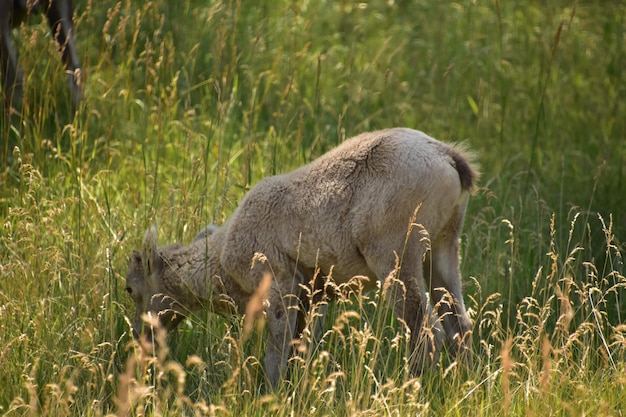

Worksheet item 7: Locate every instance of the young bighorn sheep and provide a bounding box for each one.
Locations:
[125,127,478,387]
[0,0,82,113]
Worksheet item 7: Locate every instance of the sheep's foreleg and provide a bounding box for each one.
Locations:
[0,2,23,114]
[264,282,299,388]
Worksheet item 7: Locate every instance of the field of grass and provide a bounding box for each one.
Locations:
[1,0,625,415]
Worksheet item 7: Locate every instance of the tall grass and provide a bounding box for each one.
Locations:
[1,0,624,415]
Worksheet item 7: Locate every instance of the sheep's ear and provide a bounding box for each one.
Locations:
[127,251,146,283]
[142,225,161,277]
[193,224,219,242]
[130,251,143,270]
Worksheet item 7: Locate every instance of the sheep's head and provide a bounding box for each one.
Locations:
[125,225,186,341]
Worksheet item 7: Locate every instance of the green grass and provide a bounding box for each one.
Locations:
[1,0,625,415]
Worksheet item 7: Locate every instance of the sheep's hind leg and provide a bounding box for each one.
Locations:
[46,0,82,109]
[428,237,473,367]
[367,238,444,375]
[384,268,443,374]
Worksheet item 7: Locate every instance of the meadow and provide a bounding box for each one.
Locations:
[1,0,625,415]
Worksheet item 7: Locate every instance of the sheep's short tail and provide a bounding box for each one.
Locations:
[442,145,480,192]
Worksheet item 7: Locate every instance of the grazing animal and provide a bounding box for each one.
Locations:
[125,128,479,387]
[0,0,81,113]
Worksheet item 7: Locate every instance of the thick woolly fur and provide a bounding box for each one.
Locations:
[125,127,479,387]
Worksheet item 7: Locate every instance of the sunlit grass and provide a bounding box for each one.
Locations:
[1,0,624,415]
